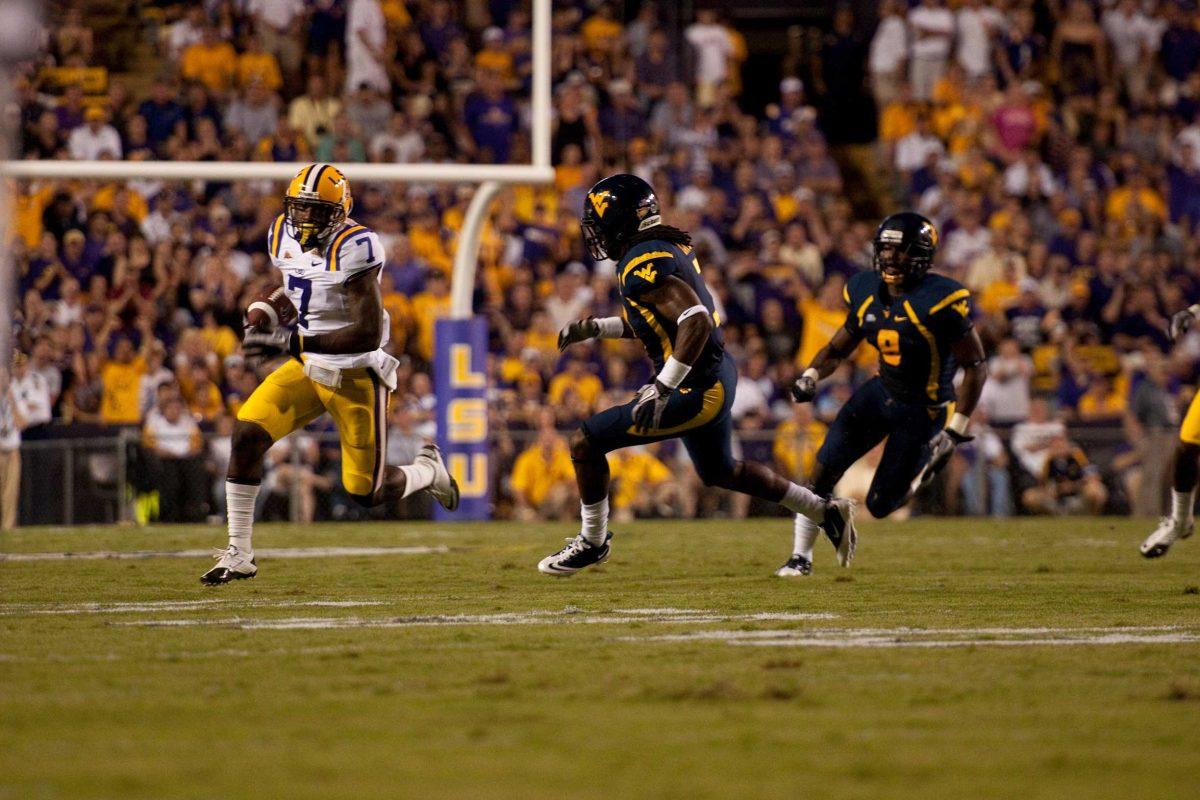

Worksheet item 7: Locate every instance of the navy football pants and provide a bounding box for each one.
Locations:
[814,377,948,518]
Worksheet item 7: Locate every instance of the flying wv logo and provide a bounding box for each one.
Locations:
[588,191,611,217]
[951,300,970,317]
[633,264,657,283]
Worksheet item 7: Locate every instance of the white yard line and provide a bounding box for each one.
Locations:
[0,545,450,562]
[0,599,386,616]
[625,625,1200,649]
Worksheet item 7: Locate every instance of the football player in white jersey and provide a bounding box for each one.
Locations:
[202,163,459,584]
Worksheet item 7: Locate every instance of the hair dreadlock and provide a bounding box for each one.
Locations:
[624,223,692,255]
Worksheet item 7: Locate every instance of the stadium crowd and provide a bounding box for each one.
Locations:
[4,0,1200,526]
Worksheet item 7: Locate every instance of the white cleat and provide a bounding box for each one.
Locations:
[200,545,257,585]
[1140,516,1193,559]
[417,444,460,511]
[821,497,857,567]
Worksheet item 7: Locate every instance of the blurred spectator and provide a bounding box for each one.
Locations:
[181,26,237,93]
[869,0,908,107]
[948,410,1012,517]
[68,109,122,161]
[1022,435,1108,515]
[907,0,954,101]
[510,412,574,521]
[142,388,206,523]
[609,443,681,522]
[288,75,342,148]
[1126,353,1177,517]
[345,0,389,94]
[685,9,733,106]
[1012,398,1067,480]
[979,338,1033,425]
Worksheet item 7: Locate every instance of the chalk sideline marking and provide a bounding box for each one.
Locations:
[116,607,838,630]
[624,625,1200,649]
[0,546,450,562]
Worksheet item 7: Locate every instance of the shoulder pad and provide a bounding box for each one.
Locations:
[325,224,381,274]
[267,214,286,261]
[620,245,677,294]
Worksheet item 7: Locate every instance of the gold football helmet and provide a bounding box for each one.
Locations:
[283,163,352,248]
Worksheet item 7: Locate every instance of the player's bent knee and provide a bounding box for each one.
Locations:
[866,491,902,519]
[231,420,273,453]
[569,428,598,462]
[696,460,736,489]
[347,491,381,508]
[343,473,377,500]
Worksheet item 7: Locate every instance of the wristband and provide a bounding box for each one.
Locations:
[593,316,625,338]
[947,412,970,436]
[802,368,819,382]
[1189,305,1200,318]
[657,355,692,389]
[677,304,710,325]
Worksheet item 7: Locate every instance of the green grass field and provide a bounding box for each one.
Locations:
[1,517,1198,800]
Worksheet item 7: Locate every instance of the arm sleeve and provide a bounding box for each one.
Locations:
[620,250,680,300]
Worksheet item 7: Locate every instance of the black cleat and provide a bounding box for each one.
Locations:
[537,532,612,576]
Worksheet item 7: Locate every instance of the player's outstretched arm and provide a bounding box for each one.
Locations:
[792,326,862,403]
[557,316,634,351]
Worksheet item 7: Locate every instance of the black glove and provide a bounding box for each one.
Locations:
[242,326,301,365]
[632,380,672,432]
[558,318,600,352]
[791,373,818,403]
[924,428,974,481]
[1169,309,1197,342]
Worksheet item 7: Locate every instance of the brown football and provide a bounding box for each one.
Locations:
[246,286,298,331]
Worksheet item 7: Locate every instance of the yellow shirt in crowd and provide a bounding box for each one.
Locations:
[410,290,450,363]
[796,298,846,369]
[608,448,672,511]
[547,371,603,411]
[510,440,574,507]
[181,41,238,92]
[100,357,145,425]
[236,51,283,91]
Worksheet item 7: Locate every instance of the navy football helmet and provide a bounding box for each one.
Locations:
[873,211,938,288]
[581,173,661,261]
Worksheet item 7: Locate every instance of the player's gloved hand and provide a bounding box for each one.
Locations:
[632,380,672,432]
[791,369,819,403]
[242,326,301,365]
[557,318,600,351]
[924,427,974,481]
[1169,307,1198,342]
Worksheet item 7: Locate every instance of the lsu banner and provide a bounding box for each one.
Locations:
[434,317,489,520]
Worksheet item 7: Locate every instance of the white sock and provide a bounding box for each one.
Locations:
[792,514,820,561]
[580,497,610,545]
[1171,489,1195,524]
[780,482,827,522]
[398,461,437,499]
[226,481,260,553]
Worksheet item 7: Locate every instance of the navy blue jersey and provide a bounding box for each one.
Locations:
[843,270,974,405]
[617,238,725,389]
